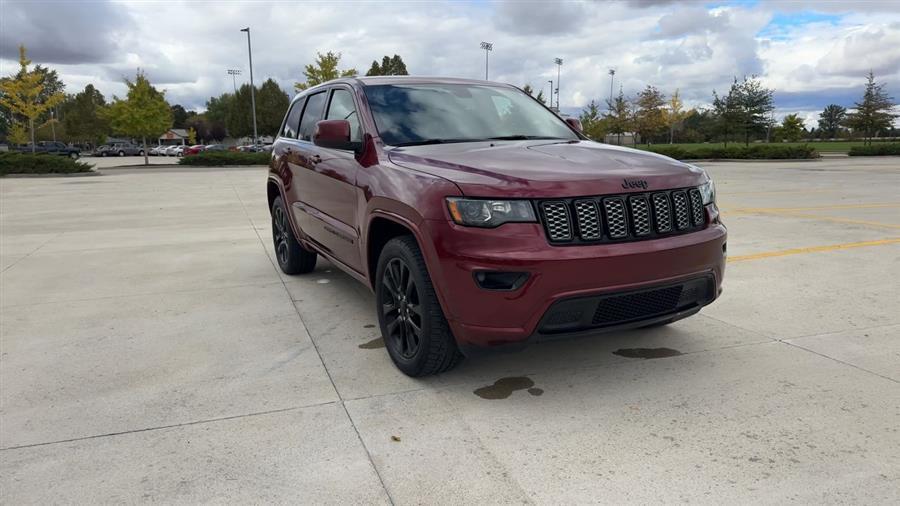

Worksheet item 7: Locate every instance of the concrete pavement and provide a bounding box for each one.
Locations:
[1,158,898,503]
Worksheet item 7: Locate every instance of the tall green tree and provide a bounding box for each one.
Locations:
[0,45,66,151]
[579,100,605,141]
[522,84,547,105]
[62,84,108,146]
[256,78,290,136]
[366,54,409,76]
[227,84,254,139]
[712,76,774,146]
[104,70,172,165]
[295,52,357,91]
[844,71,897,145]
[664,89,686,144]
[634,85,667,144]
[170,104,189,128]
[780,114,804,142]
[817,104,846,139]
[604,87,632,145]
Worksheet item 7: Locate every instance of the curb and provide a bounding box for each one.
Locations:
[1,170,101,178]
[682,158,822,163]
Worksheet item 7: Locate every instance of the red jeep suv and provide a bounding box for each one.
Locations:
[267,77,726,376]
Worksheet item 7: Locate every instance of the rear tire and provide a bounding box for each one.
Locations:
[376,236,462,377]
[271,196,316,275]
[118,151,125,157]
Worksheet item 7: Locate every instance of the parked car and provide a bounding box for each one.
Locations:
[266,77,726,377]
[96,142,144,157]
[204,144,227,152]
[149,145,167,156]
[164,145,180,156]
[183,144,207,156]
[173,145,187,157]
[12,141,81,158]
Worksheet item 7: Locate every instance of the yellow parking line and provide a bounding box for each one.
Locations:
[727,238,900,263]
[725,203,900,214]
[718,189,834,197]
[778,211,900,230]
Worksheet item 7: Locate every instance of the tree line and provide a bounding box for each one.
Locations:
[576,72,897,146]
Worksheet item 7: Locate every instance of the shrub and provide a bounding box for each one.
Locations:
[646,144,819,160]
[0,152,93,176]
[178,151,270,166]
[848,143,900,156]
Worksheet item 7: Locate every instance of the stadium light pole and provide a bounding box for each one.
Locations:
[227,69,242,94]
[480,41,493,80]
[554,58,563,110]
[240,27,258,147]
[548,80,553,108]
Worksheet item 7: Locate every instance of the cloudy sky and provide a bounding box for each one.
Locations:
[1,0,899,127]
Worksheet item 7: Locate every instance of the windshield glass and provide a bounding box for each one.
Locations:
[363,84,579,146]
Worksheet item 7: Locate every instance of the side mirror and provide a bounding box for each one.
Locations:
[313,120,357,151]
[565,117,583,133]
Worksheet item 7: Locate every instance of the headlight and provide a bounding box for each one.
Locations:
[698,178,716,205]
[446,198,536,228]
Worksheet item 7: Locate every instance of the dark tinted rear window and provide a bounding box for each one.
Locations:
[298,92,327,141]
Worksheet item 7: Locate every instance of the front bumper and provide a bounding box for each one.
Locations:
[421,218,726,349]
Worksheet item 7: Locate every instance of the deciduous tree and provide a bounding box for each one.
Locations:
[664,89,686,144]
[604,87,632,145]
[104,70,172,165]
[0,45,66,152]
[780,114,804,142]
[256,78,290,136]
[579,100,605,141]
[62,84,108,145]
[817,104,846,139]
[634,85,666,144]
[295,52,357,91]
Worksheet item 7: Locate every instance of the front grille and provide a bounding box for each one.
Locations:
[538,187,706,245]
[592,285,683,325]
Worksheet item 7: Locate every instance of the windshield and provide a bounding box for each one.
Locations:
[363,84,579,146]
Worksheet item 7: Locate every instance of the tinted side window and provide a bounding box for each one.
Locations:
[282,99,303,138]
[297,92,327,141]
[326,89,361,143]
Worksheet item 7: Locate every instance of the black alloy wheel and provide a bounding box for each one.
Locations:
[380,257,422,359]
[270,195,316,275]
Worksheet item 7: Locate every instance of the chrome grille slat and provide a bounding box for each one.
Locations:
[574,200,602,240]
[603,198,628,239]
[541,201,572,241]
[629,196,651,236]
[688,189,704,226]
[672,191,690,230]
[538,187,706,245]
[652,193,672,233]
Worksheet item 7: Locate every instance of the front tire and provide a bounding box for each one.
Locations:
[118,151,125,157]
[271,196,316,274]
[376,236,462,377]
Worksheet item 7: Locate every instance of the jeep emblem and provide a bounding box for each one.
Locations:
[622,179,648,190]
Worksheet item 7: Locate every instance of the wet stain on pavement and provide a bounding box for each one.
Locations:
[474,377,543,399]
[358,337,385,349]
[363,324,375,328]
[613,347,683,359]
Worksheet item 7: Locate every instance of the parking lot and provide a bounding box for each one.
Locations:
[1,158,898,503]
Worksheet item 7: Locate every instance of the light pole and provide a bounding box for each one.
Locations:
[480,41,493,80]
[50,109,56,142]
[227,69,241,94]
[608,68,616,107]
[548,80,553,108]
[240,28,258,147]
[554,58,563,110]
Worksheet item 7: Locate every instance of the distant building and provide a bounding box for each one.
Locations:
[158,129,189,146]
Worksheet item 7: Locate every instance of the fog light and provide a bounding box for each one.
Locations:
[473,271,529,291]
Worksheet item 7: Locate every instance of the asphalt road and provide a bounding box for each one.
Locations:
[1,158,898,503]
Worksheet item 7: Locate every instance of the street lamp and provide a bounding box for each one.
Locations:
[226,69,242,94]
[608,68,616,107]
[548,80,553,108]
[240,27,258,147]
[480,41,493,80]
[554,58,563,109]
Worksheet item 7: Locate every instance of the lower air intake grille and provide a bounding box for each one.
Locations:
[592,285,684,325]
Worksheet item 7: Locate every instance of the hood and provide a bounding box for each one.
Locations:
[388,140,706,197]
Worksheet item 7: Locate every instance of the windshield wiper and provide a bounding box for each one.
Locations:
[486,135,568,141]
[393,138,481,147]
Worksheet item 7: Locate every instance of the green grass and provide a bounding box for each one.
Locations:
[0,152,94,176]
[633,141,877,153]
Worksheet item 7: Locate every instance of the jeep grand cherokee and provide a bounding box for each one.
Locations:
[267,77,726,376]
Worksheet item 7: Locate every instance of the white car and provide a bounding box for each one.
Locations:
[173,145,186,157]
[164,145,180,156]
[149,145,166,156]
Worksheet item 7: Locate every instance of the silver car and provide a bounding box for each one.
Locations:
[164,145,180,156]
